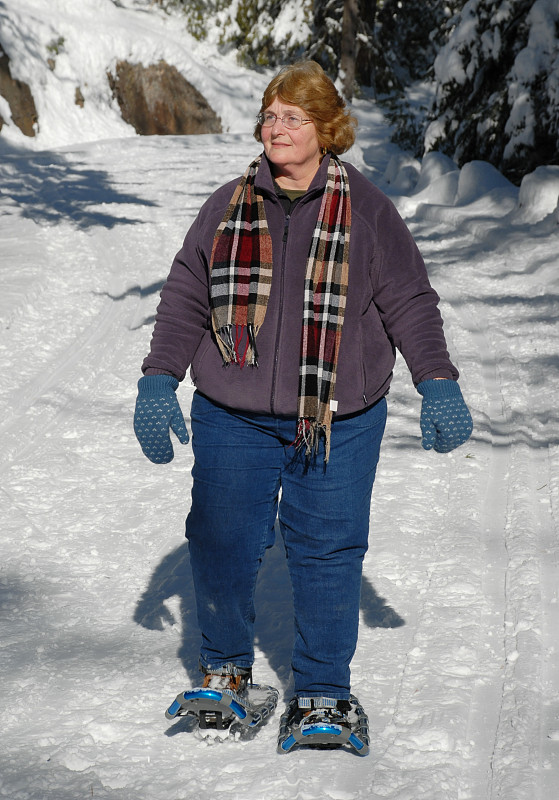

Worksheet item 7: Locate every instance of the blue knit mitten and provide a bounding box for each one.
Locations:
[134,375,189,463]
[417,379,473,453]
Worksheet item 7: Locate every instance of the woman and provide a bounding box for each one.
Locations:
[134,61,473,753]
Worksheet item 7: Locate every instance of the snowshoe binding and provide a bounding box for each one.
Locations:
[165,667,279,733]
[277,695,370,756]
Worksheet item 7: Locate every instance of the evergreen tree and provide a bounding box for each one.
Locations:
[166,1,312,68]
[218,0,313,68]
[305,0,344,79]
[425,0,559,182]
[376,0,465,84]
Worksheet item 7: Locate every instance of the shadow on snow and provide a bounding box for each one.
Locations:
[0,139,157,228]
[133,536,405,694]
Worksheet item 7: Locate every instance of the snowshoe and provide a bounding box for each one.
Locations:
[165,668,279,732]
[277,695,370,756]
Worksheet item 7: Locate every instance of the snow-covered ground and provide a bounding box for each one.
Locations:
[1,2,559,798]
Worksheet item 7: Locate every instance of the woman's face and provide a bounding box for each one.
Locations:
[260,97,322,187]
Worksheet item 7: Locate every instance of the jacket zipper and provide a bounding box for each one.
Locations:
[270,211,290,415]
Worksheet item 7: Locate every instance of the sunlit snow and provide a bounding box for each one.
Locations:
[1,2,559,799]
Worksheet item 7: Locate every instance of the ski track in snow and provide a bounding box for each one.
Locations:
[1,127,559,798]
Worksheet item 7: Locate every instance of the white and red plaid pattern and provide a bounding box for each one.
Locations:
[209,155,351,461]
[297,157,351,461]
[209,156,273,367]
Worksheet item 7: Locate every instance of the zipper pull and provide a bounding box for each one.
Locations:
[283,215,290,242]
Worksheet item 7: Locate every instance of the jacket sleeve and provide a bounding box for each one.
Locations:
[370,198,458,385]
[141,212,212,381]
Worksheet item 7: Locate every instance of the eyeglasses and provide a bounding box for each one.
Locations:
[256,112,313,130]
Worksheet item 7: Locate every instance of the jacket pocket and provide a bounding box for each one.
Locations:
[359,304,395,403]
[190,331,215,385]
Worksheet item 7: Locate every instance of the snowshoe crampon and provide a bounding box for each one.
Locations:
[277,695,370,756]
[165,672,279,732]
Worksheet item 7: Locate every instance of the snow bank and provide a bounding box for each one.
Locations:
[455,160,516,206]
[382,152,421,193]
[511,165,559,224]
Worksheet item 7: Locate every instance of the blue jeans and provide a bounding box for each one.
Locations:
[185,392,387,699]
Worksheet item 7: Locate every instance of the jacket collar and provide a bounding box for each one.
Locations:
[254,152,332,199]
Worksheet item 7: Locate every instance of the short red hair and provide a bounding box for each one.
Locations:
[254,61,357,155]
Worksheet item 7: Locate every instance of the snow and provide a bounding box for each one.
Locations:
[1,1,559,799]
[513,165,559,224]
[454,160,516,206]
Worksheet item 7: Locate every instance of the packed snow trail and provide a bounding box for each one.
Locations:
[1,123,558,799]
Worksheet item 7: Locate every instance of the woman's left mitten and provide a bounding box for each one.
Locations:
[417,379,473,453]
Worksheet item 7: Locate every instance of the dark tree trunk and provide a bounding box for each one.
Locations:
[340,0,358,100]
[340,0,378,100]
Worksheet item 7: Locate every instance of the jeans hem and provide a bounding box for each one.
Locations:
[199,660,253,675]
[295,692,351,701]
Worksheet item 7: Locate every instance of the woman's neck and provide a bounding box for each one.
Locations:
[272,162,320,192]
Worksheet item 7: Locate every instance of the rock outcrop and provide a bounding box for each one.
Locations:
[0,47,38,136]
[107,60,221,136]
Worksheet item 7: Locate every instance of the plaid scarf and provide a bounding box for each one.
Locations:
[209,154,351,461]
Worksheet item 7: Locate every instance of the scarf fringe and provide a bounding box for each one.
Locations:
[216,323,259,368]
[294,417,332,463]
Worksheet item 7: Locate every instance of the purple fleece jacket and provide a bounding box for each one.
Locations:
[142,154,458,417]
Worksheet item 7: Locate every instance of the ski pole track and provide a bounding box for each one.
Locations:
[0,262,140,472]
[541,440,559,796]
[349,214,494,798]
[412,212,559,799]
[362,414,488,799]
